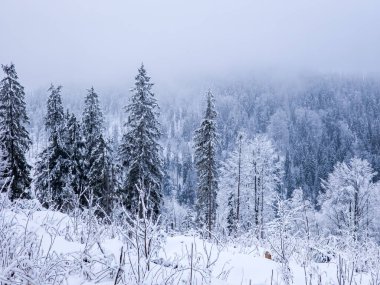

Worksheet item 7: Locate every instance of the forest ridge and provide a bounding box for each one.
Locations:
[1,62,380,284]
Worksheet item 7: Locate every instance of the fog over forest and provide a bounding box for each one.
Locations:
[1,0,380,89]
[1,1,380,285]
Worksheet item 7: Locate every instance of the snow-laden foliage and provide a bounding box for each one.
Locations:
[120,64,163,220]
[0,63,32,200]
[194,90,219,235]
[63,112,86,210]
[2,191,380,285]
[34,85,71,210]
[218,134,283,237]
[82,87,117,215]
[319,157,380,240]
[3,62,380,284]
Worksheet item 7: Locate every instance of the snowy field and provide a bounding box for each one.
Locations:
[0,194,374,285]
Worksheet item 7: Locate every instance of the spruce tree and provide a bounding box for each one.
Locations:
[35,85,70,209]
[87,135,116,216]
[82,87,104,145]
[64,112,85,208]
[82,87,106,208]
[120,64,163,219]
[194,90,219,236]
[0,63,32,200]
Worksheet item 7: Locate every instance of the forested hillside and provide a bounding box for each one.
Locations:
[2,63,380,284]
[26,73,380,206]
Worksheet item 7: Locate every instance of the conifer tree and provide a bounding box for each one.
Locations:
[0,64,32,200]
[82,87,108,208]
[35,85,70,209]
[82,87,104,145]
[194,90,219,235]
[87,135,116,216]
[64,112,85,207]
[120,64,163,219]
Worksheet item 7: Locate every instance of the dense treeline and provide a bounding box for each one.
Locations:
[161,76,380,206]
[0,64,162,223]
[1,63,380,243]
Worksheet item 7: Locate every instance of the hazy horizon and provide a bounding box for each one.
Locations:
[1,0,380,91]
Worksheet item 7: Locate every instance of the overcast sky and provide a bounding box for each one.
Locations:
[1,0,380,90]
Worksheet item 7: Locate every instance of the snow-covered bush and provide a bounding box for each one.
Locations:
[218,134,283,238]
[319,157,380,241]
[0,193,69,284]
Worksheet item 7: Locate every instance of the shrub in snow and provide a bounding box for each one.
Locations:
[319,157,380,241]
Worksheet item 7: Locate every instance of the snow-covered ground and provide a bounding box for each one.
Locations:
[0,197,373,285]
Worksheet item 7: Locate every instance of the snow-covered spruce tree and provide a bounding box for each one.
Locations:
[194,90,219,236]
[82,87,115,214]
[63,111,85,208]
[87,135,117,216]
[120,64,163,219]
[320,157,380,240]
[82,87,103,146]
[35,85,71,209]
[0,63,32,200]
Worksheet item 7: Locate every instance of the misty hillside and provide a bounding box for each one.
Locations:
[2,0,380,284]
[26,74,380,205]
[0,64,380,284]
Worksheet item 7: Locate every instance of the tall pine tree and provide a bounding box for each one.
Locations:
[87,135,117,216]
[35,85,70,209]
[82,87,110,210]
[64,111,85,208]
[194,90,219,236]
[0,64,32,200]
[82,87,104,145]
[120,64,163,219]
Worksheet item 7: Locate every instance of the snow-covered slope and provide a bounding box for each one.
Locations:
[0,196,373,285]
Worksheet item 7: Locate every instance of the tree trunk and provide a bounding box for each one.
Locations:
[237,135,242,225]
[254,162,259,229]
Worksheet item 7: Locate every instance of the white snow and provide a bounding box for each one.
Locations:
[0,199,373,284]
